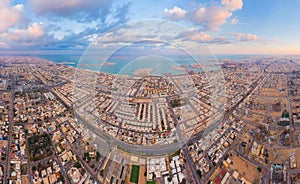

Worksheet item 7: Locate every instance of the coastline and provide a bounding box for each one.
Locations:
[134,68,155,76]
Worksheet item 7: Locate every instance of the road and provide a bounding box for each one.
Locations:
[58,126,101,183]
[50,131,70,184]
[182,73,266,184]
[182,145,202,184]
[74,111,184,155]
[44,65,267,183]
[4,74,15,183]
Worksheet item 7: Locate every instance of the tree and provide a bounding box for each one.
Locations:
[74,162,82,168]
[196,170,202,178]
[180,178,186,184]
[100,169,104,177]
[257,167,262,172]
[96,152,100,161]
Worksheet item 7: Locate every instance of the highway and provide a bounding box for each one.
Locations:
[74,111,184,155]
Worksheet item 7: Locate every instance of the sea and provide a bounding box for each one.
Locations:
[2,51,263,75]
[40,54,260,76]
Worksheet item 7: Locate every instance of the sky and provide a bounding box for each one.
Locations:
[0,0,300,55]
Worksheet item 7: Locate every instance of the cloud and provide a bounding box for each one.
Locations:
[190,33,230,44]
[0,1,46,48]
[163,0,243,30]
[176,30,231,44]
[235,33,261,41]
[1,23,44,41]
[99,31,140,43]
[191,6,232,30]
[0,23,46,47]
[230,16,239,24]
[178,31,212,42]
[29,0,111,21]
[164,6,186,21]
[105,3,130,26]
[0,41,9,48]
[0,1,131,49]
[191,32,213,42]
[221,0,243,11]
[0,0,24,33]
[94,20,182,45]
[177,29,264,45]
[97,29,159,45]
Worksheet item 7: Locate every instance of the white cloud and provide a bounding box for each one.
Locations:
[179,30,264,44]
[187,32,213,42]
[0,1,46,48]
[191,6,232,30]
[195,32,213,42]
[0,0,24,33]
[222,0,243,11]
[0,41,8,48]
[0,23,44,42]
[236,33,261,41]
[176,29,231,44]
[99,31,139,43]
[163,0,243,30]
[164,6,186,21]
[231,16,239,24]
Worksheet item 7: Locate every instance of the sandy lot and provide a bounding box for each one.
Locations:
[228,151,262,183]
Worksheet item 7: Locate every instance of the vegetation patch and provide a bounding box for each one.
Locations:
[130,165,140,183]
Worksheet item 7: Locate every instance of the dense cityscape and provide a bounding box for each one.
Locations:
[1,0,300,183]
[0,56,299,183]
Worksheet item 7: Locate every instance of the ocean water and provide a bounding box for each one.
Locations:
[0,49,268,75]
[38,53,257,75]
[40,54,81,68]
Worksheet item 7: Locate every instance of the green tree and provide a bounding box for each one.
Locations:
[257,167,262,172]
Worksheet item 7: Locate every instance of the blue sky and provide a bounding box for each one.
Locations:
[0,0,299,55]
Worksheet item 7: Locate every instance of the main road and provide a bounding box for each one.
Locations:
[74,111,185,155]
[4,74,15,183]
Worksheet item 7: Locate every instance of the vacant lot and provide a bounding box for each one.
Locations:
[229,151,261,183]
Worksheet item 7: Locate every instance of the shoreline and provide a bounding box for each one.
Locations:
[0,55,221,77]
[134,68,155,76]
